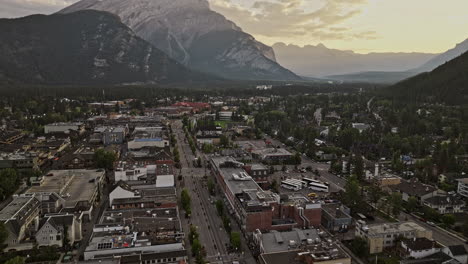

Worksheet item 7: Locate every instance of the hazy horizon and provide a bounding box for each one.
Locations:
[1,0,468,54]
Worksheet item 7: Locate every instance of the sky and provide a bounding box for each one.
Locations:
[2,0,468,54]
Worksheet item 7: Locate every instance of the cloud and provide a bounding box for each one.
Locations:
[209,0,377,42]
[0,0,76,18]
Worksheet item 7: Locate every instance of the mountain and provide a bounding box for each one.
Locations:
[0,10,206,85]
[326,71,418,84]
[414,38,468,72]
[272,42,436,78]
[388,51,468,104]
[60,0,299,81]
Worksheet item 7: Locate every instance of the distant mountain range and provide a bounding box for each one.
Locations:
[272,42,436,78]
[413,38,468,72]
[0,10,206,85]
[388,51,468,104]
[59,0,299,81]
[273,39,468,84]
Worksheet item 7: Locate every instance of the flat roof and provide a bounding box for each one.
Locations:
[156,175,175,188]
[366,221,427,237]
[27,169,104,208]
[260,229,320,253]
[0,196,38,221]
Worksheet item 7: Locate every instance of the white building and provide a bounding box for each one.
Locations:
[457,178,468,198]
[44,122,83,134]
[109,183,140,205]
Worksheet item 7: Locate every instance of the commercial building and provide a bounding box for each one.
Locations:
[355,221,432,254]
[251,148,293,163]
[44,122,84,134]
[0,152,39,171]
[211,157,321,232]
[321,203,353,232]
[0,196,40,247]
[26,169,105,217]
[253,228,351,264]
[127,127,169,150]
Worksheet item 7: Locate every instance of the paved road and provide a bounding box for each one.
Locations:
[399,212,468,251]
[173,120,243,263]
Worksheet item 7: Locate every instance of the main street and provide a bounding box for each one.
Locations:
[172,120,242,263]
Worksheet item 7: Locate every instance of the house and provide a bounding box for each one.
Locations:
[443,245,468,264]
[36,213,82,247]
[456,178,468,198]
[401,251,462,264]
[352,123,370,133]
[355,221,432,254]
[391,178,440,202]
[423,196,465,214]
[0,196,40,247]
[399,237,442,259]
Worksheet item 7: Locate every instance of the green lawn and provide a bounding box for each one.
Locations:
[215,121,228,128]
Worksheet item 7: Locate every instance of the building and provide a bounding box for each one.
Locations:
[442,245,468,264]
[0,152,39,171]
[456,178,468,198]
[218,111,233,121]
[128,127,169,150]
[26,169,105,217]
[100,127,127,145]
[251,148,293,163]
[243,164,270,186]
[401,251,462,264]
[0,196,40,247]
[352,123,370,133]
[110,185,176,210]
[44,122,84,134]
[321,203,352,232]
[400,238,442,259]
[84,233,185,261]
[355,221,432,254]
[211,157,321,232]
[391,178,440,203]
[423,196,465,214]
[253,228,351,264]
[84,205,186,261]
[36,213,82,247]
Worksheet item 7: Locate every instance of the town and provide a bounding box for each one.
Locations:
[0,87,467,264]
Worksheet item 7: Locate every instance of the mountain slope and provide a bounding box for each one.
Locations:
[272,42,436,78]
[60,0,299,81]
[326,71,418,84]
[388,51,468,104]
[0,10,204,85]
[414,38,468,72]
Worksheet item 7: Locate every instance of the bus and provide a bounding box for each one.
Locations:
[309,182,329,192]
[287,179,308,188]
[281,180,302,191]
[302,177,321,185]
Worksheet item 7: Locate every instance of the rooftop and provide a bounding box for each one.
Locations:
[363,221,427,237]
[26,169,104,208]
[0,196,39,221]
